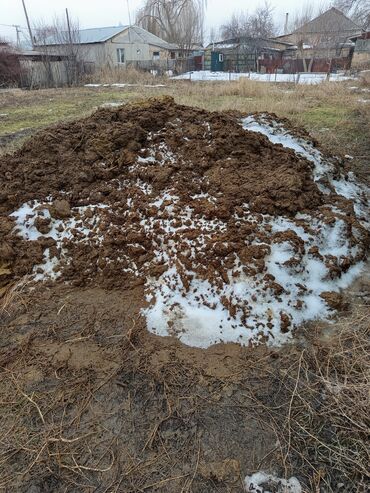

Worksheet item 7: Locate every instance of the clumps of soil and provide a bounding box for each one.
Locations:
[0,97,368,346]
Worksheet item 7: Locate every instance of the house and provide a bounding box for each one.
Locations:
[275,7,364,71]
[35,25,179,70]
[204,37,295,73]
[277,7,363,48]
[350,31,370,69]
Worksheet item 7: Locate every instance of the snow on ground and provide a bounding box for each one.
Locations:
[84,83,167,88]
[142,194,365,348]
[172,70,354,84]
[11,201,108,281]
[244,471,302,493]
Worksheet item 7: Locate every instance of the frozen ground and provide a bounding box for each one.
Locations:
[172,70,354,84]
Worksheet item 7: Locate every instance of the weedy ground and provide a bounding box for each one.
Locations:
[0,74,369,492]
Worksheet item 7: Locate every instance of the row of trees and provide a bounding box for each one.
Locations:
[135,0,369,47]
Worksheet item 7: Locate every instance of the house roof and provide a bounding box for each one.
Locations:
[206,36,295,50]
[126,26,178,49]
[293,7,362,34]
[38,25,178,50]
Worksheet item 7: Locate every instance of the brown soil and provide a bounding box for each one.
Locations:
[1,97,367,293]
[0,284,289,492]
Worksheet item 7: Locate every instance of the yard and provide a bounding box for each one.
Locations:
[0,77,369,493]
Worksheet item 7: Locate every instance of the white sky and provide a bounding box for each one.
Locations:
[0,0,319,43]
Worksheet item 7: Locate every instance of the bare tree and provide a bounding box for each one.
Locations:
[136,0,206,50]
[249,2,276,37]
[33,13,86,87]
[219,2,276,40]
[220,12,250,39]
[333,0,370,28]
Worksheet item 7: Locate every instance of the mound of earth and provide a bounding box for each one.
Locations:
[0,97,368,347]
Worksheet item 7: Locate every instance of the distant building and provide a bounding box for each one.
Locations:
[350,31,370,69]
[274,7,364,71]
[204,38,295,73]
[35,25,179,70]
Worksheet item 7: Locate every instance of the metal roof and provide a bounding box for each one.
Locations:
[292,7,362,34]
[38,25,178,50]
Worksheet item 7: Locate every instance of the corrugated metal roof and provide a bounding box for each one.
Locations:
[293,7,362,34]
[40,26,127,45]
[39,25,178,50]
[127,26,178,49]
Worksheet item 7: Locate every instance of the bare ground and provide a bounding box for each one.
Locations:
[0,277,369,492]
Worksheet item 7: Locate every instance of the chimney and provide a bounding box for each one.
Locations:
[284,13,289,35]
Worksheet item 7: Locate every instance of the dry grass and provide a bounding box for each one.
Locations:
[0,292,368,492]
[84,66,168,85]
[0,281,28,320]
[266,312,370,491]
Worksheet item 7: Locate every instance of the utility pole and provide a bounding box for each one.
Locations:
[126,0,132,45]
[126,0,132,26]
[21,0,34,48]
[13,25,21,49]
[65,8,76,85]
[65,8,73,45]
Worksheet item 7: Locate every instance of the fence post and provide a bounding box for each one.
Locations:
[296,73,300,84]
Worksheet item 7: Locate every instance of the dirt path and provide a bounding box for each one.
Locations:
[0,284,288,492]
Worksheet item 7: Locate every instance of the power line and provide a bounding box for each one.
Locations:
[0,23,27,28]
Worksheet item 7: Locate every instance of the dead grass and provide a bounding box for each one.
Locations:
[84,66,168,85]
[266,311,370,491]
[0,281,28,320]
[0,287,368,492]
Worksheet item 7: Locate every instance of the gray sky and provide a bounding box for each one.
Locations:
[0,0,316,43]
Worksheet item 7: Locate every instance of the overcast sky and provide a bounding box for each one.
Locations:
[0,0,319,43]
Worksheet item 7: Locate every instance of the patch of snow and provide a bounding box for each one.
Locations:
[85,83,167,89]
[172,70,355,84]
[11,200,108,281]
[100,102,124,108]
[143,203,365,348]
[244,471,302,493]
[241,115,332,180]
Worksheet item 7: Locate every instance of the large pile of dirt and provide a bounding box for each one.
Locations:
[0,97,368,346]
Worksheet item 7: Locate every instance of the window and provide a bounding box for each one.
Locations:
[117,48,125,64]
[219,53,224,62]
[152,51,160,60]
